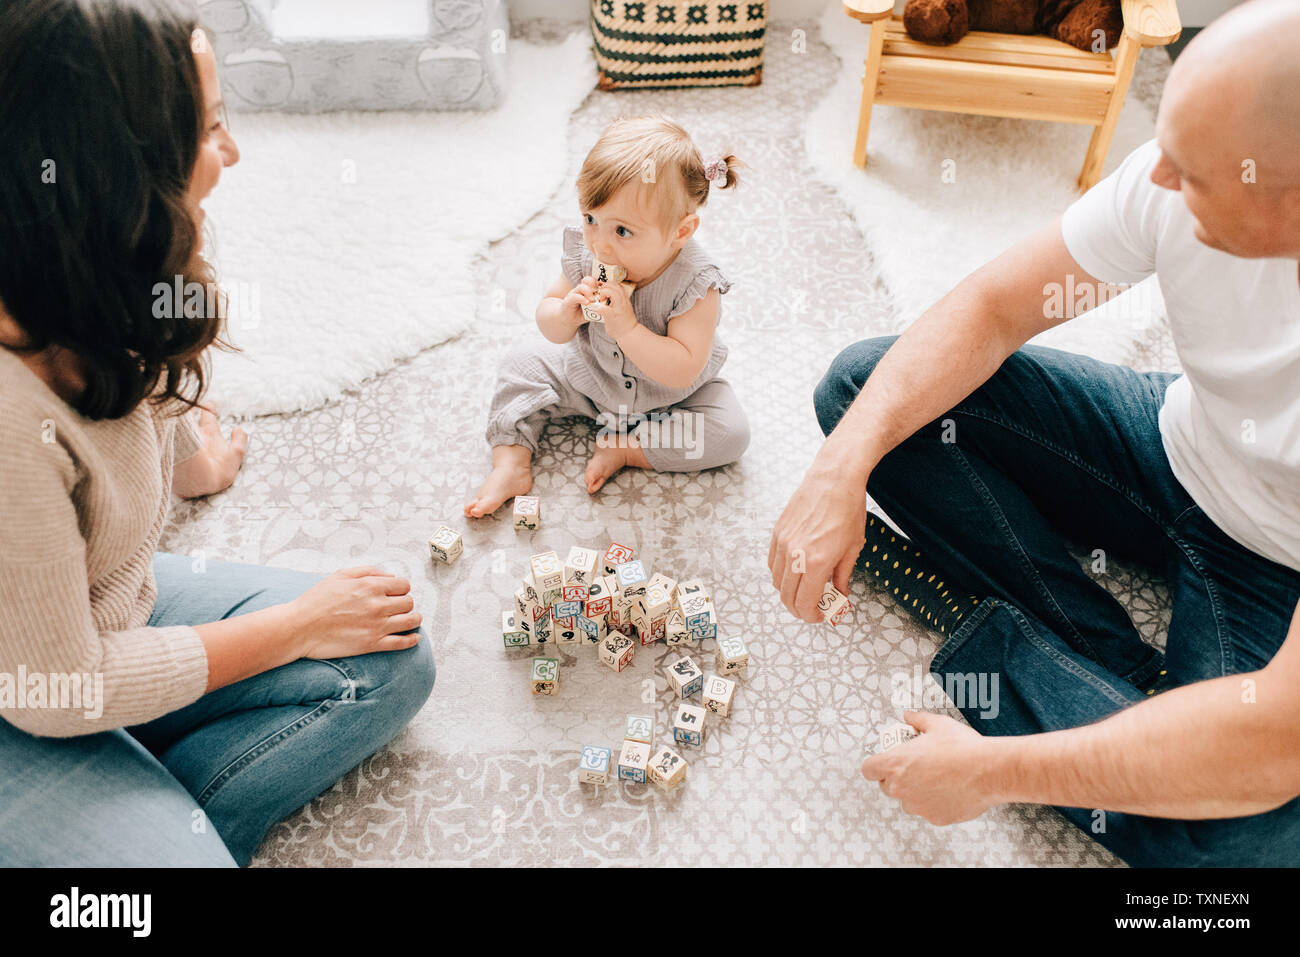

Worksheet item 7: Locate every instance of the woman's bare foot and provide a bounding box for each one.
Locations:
[466,445,534,517]
[585,436,652,494]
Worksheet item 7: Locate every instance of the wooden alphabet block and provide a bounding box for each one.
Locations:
[552,615,580,646]
[665,654,704,698]
[599,632,636,672]
[877,722,917,752]
[702,674,736,716]
[675,579,710,606]
[646,744,687,792]
[564,546,599,586]
[819,582,852,627]
[602,542,635,578]
[615,559,649,598]
[529,550,564,596]
[514,588,544,631]
[513,495,540,530]
[427,525,463,564]
[680,593,712,629]
[502,611,530,648]
[715,634,749,676]
[664,607,691,646]
[534,613,552,646]
[617,740,650,783]
[609,592,635,633]
[638,583,671,621]
[578,745,611,785]
[594,261,627,284]
[624,714,654,744]
[647,572,678,597]
[576,614,605,644]
[531,657,558,695]
[686,601,717,640]
[636,615,666,646]
[584,575,617,619]
[672,702,707,747]
[552,598,583,619]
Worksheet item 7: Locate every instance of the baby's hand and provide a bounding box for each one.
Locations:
[587,279,637,339]
[562,278,599,325]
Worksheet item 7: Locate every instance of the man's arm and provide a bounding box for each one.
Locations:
[769,215,1117,621]
[866,599,1300,822]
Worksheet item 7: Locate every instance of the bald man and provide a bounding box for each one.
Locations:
[769,0,1300,866]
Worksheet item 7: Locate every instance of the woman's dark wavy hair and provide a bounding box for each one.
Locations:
[0,0,224,420]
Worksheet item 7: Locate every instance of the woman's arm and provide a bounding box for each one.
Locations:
[598,285,720,390]
[195,567,422,693]
[172,407,247,499]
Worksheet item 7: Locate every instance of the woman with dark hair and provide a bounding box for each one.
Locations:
[0,0,436,866]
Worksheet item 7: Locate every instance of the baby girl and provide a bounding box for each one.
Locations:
[465,114,751,517]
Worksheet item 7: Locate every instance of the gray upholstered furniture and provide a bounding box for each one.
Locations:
[200,0,510,112]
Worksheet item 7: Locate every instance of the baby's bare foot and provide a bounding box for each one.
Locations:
[465,463,533,518]
[585,444,630,494]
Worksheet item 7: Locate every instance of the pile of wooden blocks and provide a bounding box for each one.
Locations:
[503,543,752,686]
[498,539,753,793]
[579,714,687,793]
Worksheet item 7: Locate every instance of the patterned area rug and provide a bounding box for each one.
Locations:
[163,19,1180,866]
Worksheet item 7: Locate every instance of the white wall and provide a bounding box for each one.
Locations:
[510,0,1246,28]
[1178,1,1247,27]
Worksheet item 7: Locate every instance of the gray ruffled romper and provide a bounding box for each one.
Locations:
[485,226,750,471]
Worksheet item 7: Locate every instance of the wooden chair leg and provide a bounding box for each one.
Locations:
[1078,33,1141,190]
[853,21,888,169]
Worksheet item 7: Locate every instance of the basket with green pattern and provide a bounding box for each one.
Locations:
[591,1,766,90]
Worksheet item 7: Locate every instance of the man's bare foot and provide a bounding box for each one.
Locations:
[466,445,534,517]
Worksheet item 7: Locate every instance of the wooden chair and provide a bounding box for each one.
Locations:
[843,0,1182,190]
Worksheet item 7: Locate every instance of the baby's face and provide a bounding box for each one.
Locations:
[580,183,690,284]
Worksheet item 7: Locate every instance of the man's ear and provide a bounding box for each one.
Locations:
[673,213,701,248]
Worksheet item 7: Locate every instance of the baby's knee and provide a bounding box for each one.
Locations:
[714,407,751,466]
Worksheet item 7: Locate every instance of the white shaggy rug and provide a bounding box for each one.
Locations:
[807,0,1171,367]
[202,29,596,417]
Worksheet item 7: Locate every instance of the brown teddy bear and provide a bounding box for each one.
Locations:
[902,0,1124,53]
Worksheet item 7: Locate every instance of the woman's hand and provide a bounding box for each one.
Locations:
[768,450,869,622]
[290,567,423,660]
[172,406,248,499]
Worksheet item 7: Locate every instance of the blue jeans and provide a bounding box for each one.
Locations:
[815,336,1300,867]
[0,554,435,867]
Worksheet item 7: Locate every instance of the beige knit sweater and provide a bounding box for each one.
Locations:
[0,347,210,737]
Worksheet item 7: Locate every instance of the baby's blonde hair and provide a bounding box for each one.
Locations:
[577,114,743,239]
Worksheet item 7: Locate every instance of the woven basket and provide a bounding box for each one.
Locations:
[591,1,766,90]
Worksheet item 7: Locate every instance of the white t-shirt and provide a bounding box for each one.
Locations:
[1062,138,1300,572]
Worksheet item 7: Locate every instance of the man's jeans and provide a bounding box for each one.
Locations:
[815,336,1300,866]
